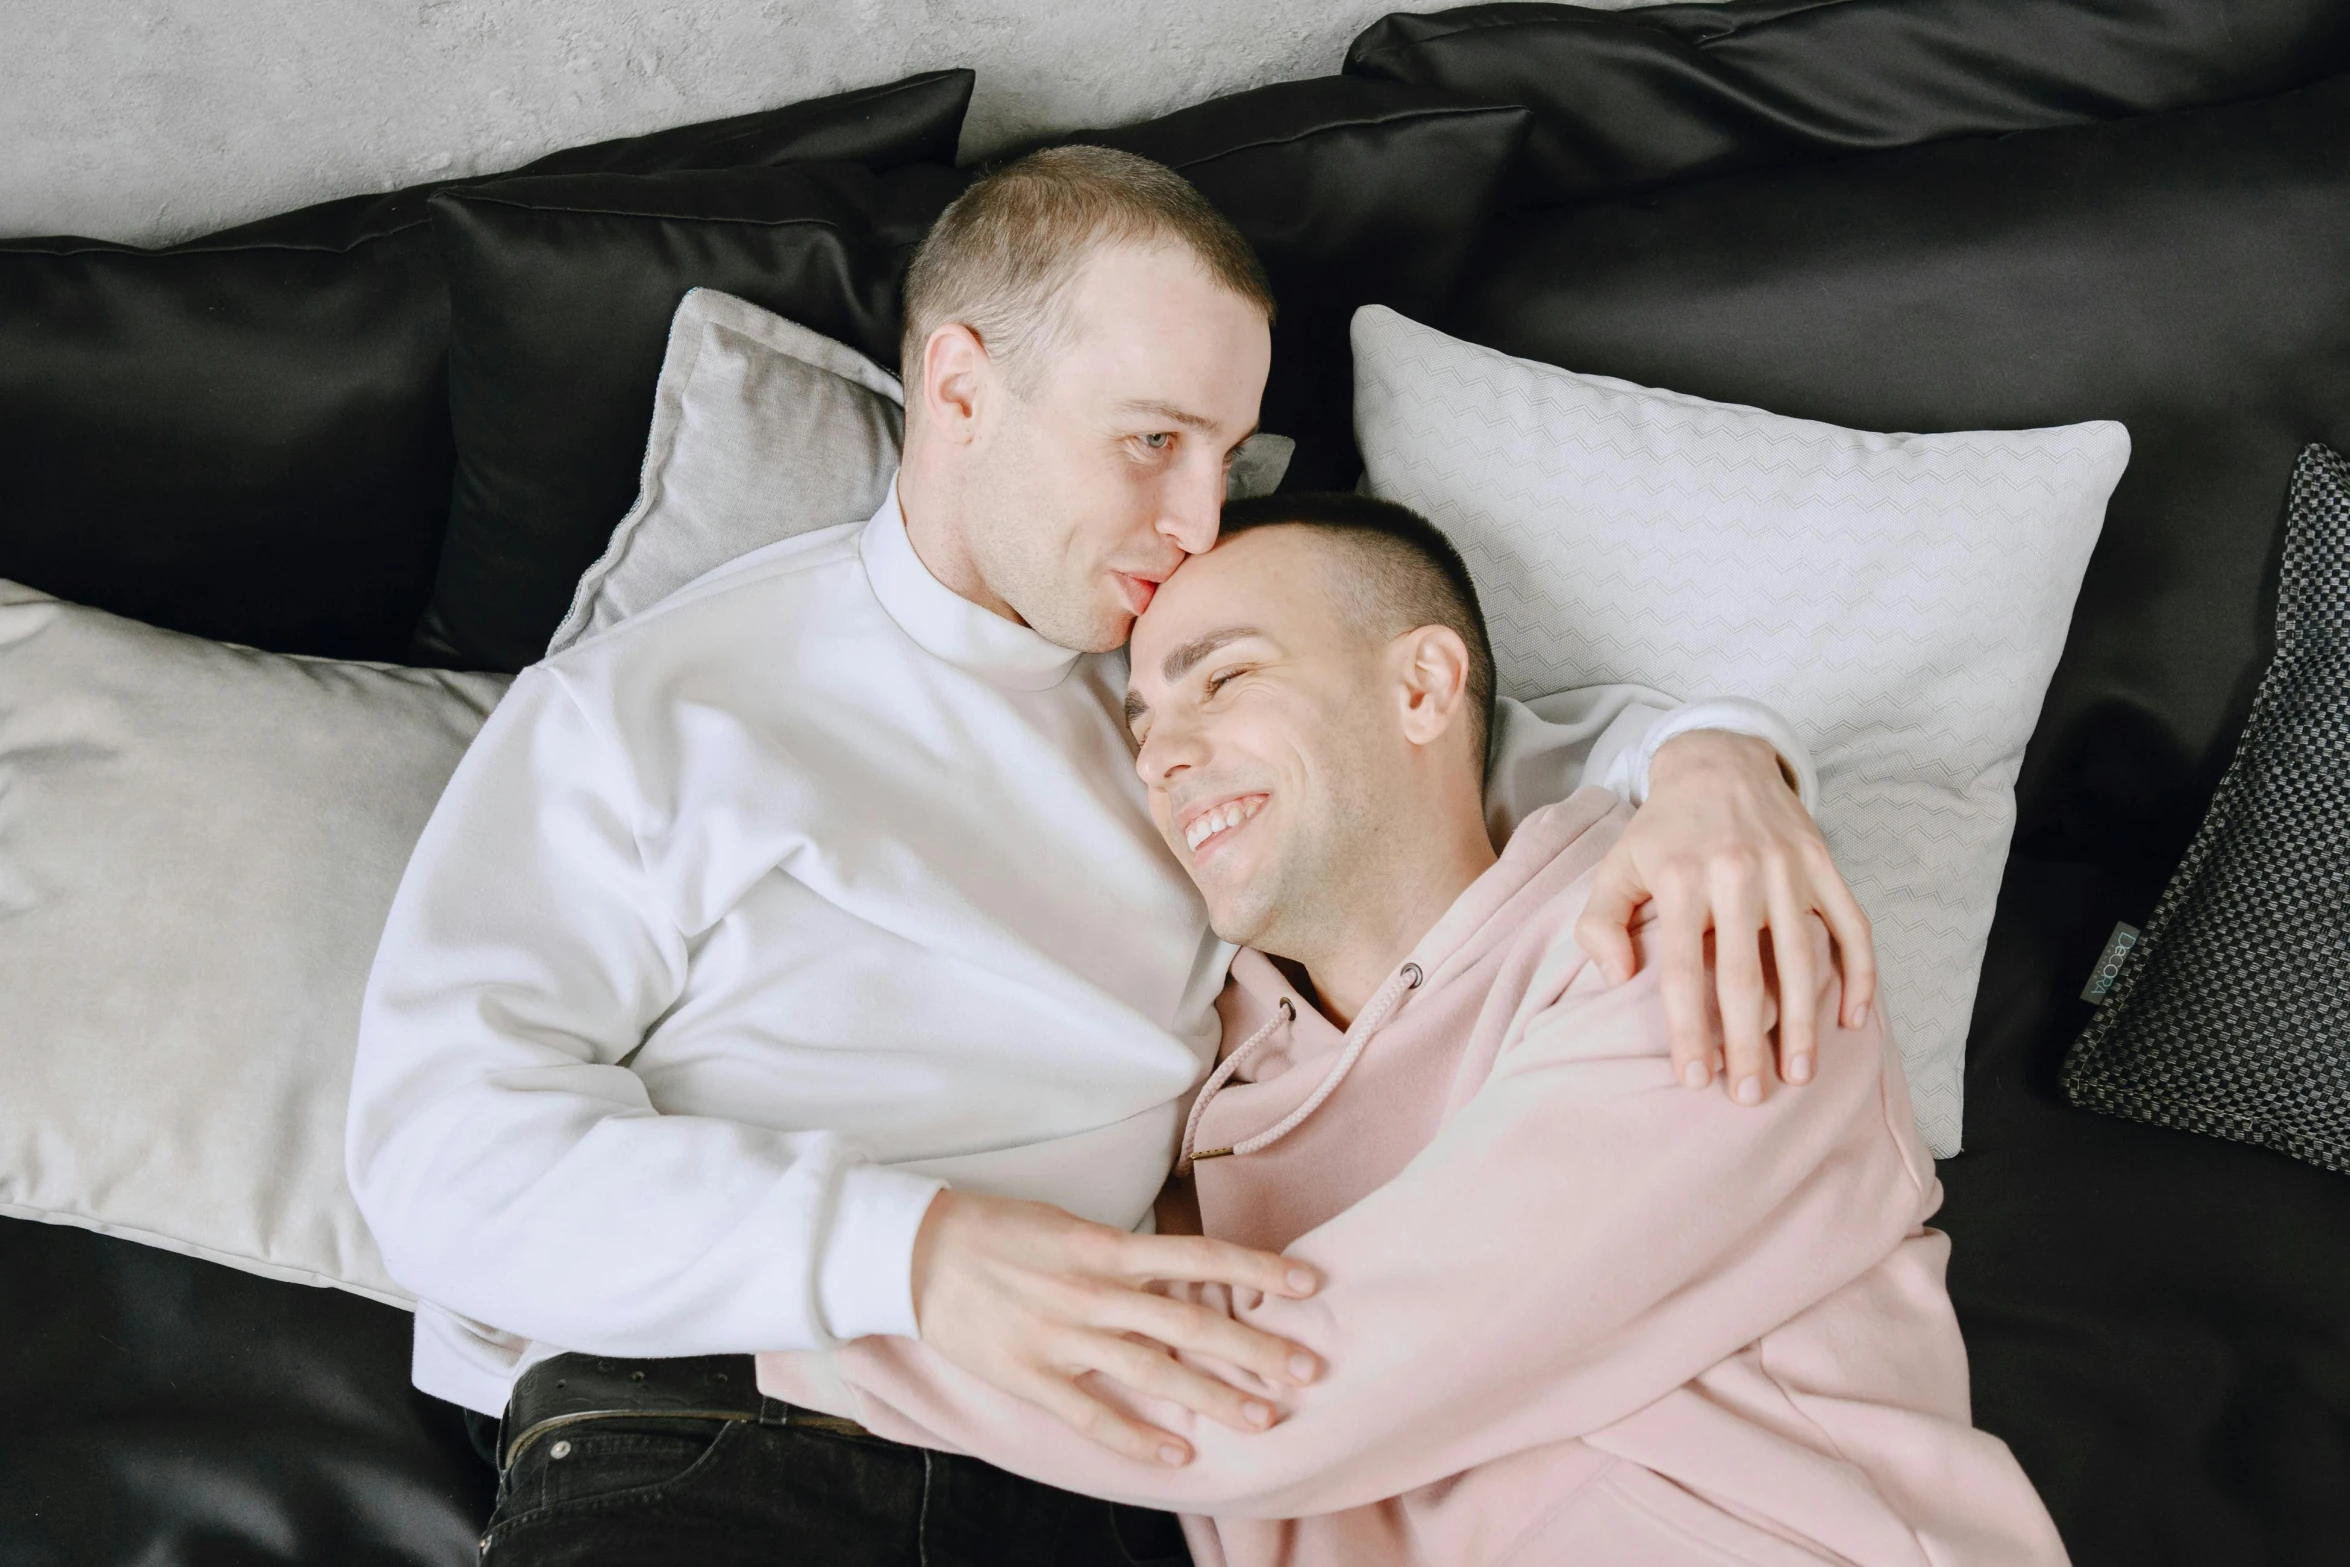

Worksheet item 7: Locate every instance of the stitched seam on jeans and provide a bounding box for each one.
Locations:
[917,1448,935,1567]
[485,1419,743,1534]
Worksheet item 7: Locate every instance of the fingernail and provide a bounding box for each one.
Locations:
[1786,1054,1812,1085]
[1736,1075,1763,1105]
[1681,1060,1709,1089]
[1244,1400,1272,1428]
[1288,1353,1317,1382]
[1854,1003,1871,1029]
[1286,1267,1316,1294]
[1159,1443,1189,1467]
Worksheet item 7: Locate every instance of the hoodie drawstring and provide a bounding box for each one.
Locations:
[1177,961,1424,1179]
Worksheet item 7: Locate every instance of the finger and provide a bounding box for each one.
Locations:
[1080,1332,1284,1435]
[1573,858,1644,986]
[1115,1232,1319,1302]
[1766,868,1819,1087]
[1650,871,1714,1089]
[1100,1287,1320,1389]
[1807,847,1878,1030]
[1711,859,1771,1105]
[1027,1365,1194,1466]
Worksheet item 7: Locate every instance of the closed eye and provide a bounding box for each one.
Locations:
[1204,665,1249,697]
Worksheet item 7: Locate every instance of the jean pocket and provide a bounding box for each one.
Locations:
[507,1415,739,1517]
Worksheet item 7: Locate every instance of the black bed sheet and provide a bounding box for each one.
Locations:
[1942,854,2350,1565]
[0,1219,489,1566]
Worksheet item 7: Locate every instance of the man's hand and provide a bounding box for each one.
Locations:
[1575,729,1876,1103]
[908,1188,1322,1467]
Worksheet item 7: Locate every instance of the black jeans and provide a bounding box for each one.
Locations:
[465,1401,1191,1567]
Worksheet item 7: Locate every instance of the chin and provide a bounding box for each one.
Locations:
[1011,591,1127,655]
[1077,614,1134,655]
[1200,882,1277,951]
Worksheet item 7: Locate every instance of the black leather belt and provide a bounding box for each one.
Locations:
[501,1352,868,1471]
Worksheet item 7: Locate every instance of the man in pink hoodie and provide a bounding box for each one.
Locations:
[758,491,2067,1566]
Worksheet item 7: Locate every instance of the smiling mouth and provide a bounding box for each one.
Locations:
[1181,793,1268,854]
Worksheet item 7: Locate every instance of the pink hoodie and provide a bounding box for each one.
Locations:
[759,791,2067,1566]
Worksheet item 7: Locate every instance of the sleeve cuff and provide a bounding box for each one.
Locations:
[1627,698,1820,812]
[814,1164,948,1343]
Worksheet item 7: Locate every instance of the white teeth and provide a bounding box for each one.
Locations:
[1184,797,1262,853]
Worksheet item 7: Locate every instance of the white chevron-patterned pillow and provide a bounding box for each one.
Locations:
[1353,305,2130,1155]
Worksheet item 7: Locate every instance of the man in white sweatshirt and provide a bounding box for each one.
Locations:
[349,147,1877,1566]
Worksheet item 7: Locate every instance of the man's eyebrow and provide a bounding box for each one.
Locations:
[1161,627,1261,684]
[1116,398,1219,431]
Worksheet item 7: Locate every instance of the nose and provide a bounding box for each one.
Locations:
[1156,448,1228,557]
[1134,702,1207,789]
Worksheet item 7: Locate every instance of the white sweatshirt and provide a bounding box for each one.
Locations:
[347,480,1811,1416]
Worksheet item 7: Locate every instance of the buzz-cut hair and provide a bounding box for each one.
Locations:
[1218,491,1499,776]
[899,144,1276,391]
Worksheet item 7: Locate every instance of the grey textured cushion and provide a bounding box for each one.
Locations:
[548,288,907,657]
[0,581,509,1300]
[2064,444,2350,1174]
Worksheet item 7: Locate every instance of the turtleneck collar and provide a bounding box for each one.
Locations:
[860,473,1083,692]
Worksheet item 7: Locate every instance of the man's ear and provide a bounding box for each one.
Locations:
[1394,625,1473,751]
[917,323,990,445]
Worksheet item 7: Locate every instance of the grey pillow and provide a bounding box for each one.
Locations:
[0,582,509,1298]
[2064,444,2350,1173]
[548,288,908,657]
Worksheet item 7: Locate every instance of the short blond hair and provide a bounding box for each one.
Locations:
[900,145,1276,389]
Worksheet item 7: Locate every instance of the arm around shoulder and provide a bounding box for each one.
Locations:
[818,923,1927,1517]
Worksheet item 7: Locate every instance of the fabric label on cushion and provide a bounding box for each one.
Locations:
[1351,304,2130,1156]
[2078,923,2142,1006]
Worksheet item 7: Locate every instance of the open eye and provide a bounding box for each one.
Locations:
[1140,431,1174,451]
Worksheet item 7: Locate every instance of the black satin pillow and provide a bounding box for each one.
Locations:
[1073,78,1531,492]
[418,161,968,671]
[0,71,973,662]
[1456,72,2350,876]
[1348,0,2350,204]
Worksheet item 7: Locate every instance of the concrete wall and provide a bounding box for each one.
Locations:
[3,0,1640,247]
